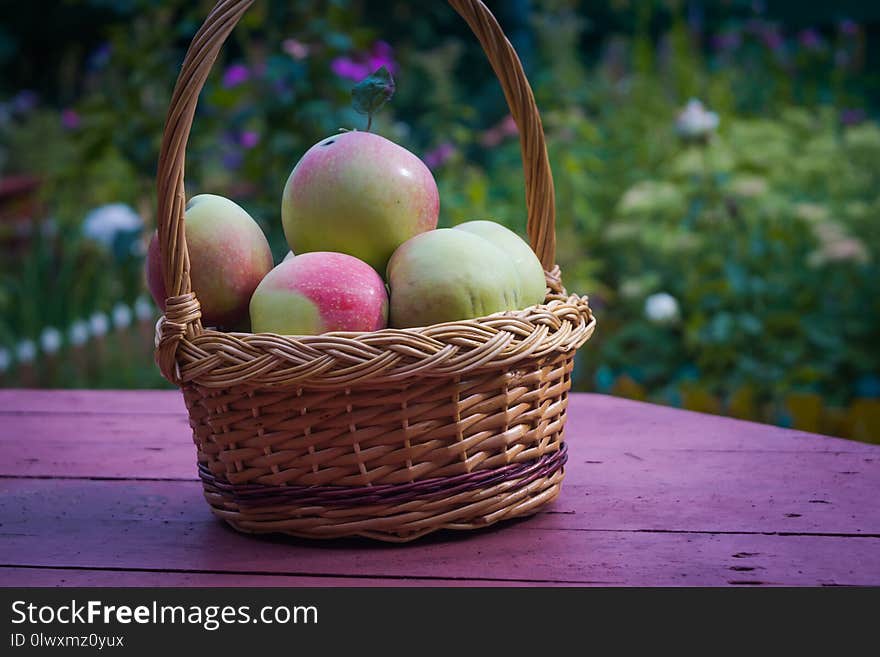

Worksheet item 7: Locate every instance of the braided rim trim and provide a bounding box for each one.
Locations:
[158,290,594,387]
[200,443,567,510]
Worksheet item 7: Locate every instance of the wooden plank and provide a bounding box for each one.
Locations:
[564,395,878,453]
[1,478,877,586]
[3,393,877,481]
[2,401,878,535]
[530,448,880,535]
[0,389,182,415]
[2,390,875,452]
[0,414,196,480]
[0,567,546,587]
[1,448,877,534]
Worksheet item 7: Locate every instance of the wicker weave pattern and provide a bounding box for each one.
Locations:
[187,351,574,486]
[154,0,595,542]
[160,280,592,389]
[199,446,567,508]
[208,464,566,542]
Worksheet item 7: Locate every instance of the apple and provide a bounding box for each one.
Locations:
[386,229,523,328]
[250,252,388,335]
[145,194,273,328]
[453,220,547,307]
[281,130,439,273]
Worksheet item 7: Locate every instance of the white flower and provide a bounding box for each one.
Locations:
[617,181,686,217]
[40,327,63,355]
[89,312,110,337]
[812,221,847,244]
[645,292,680,324]
[620,279,647,300]
[282,38,309,60]
[729,175,768,198]
[82,203,144,248]
[794,202,830,223]
[68,320,90,346]
[134,296,155,321]
[16,339,37,363]
[807,237,870,268]
[112,303,133,329]
[0,347,10,372]
[676,99,720,139]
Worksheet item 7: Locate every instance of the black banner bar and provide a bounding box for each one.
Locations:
[0,587,874,654]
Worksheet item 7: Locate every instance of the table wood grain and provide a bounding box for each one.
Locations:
[1,390,877,586]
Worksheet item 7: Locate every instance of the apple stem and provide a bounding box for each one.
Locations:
[366,115,373,132]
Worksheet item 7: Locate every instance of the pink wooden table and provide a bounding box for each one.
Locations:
[1,389,878,586]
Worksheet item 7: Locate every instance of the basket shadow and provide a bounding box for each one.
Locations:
[216,512,539,551]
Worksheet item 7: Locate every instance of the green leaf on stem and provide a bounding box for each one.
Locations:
[351,66,395,131]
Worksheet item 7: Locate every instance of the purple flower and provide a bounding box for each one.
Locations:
[798,28,824,51]
[373,40,393,58]
[481,114,519,147]
[761,27,784,51]
[12,90,38,114]
[61,109,81,130]
[423,142,456,170]
[272,78,291,95]
[240,130,259,149]
[331,57,370,81]
[711,30,741,52]
[88,43,112,71]
[331,41,398,82]
[839,19,859,37]
[841,108,866,126]
[499,115,518,137]
[481,129,503,148]
[222,150,243,171]
[222,64,250,89]
[368,41,396,74]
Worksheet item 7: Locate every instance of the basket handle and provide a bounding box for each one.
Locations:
[155,0,557,338]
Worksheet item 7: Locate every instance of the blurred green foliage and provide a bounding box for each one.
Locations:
[0,0,878,435]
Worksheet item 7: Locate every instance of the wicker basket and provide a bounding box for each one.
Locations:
[154,0,596,542]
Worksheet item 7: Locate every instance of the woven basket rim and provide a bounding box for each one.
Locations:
[158,292,594,388]
[212,294,586,338]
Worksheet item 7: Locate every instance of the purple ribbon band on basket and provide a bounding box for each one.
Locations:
[199,444,568,510]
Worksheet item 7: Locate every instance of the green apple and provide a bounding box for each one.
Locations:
[281,130,439,273]
[146,194,272,328]
[453,220,547,307]
[386,229,522,328]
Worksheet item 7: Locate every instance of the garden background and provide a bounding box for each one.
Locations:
[1,0,878,442]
